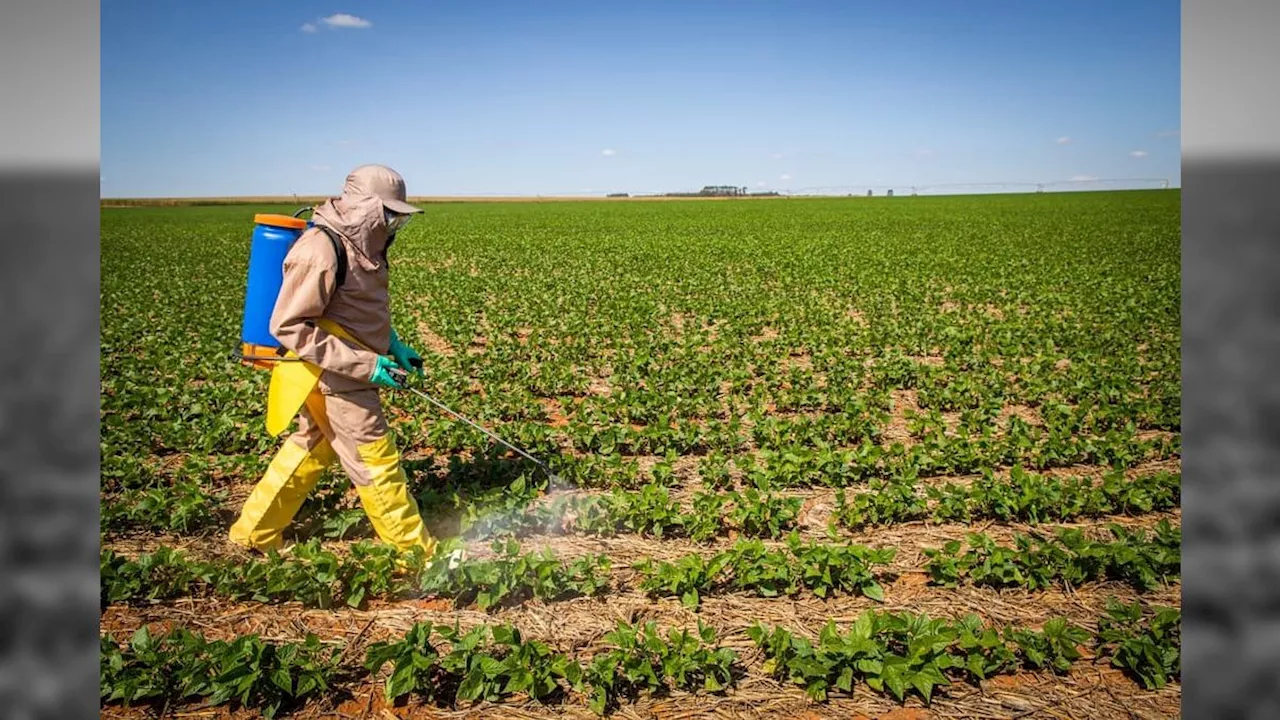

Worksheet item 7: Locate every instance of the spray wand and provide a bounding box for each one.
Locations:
[386,363,565,486]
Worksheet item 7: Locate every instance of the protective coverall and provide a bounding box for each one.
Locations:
[229,165,437,557]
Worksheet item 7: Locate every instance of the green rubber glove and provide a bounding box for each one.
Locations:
[388,329,424,376]
[370,355,405,389]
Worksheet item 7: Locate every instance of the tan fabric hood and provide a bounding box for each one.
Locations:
[268,164,423,395]
[310,194,390,271]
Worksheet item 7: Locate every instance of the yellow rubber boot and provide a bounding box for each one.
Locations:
[229,440,336,552]
[353,435,438,559]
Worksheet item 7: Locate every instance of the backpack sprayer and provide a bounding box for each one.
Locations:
[235,210,564,484]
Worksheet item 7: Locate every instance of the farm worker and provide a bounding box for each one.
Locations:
[229,164,438,558]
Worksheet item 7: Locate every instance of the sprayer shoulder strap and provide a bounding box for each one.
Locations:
[313,224,348,289]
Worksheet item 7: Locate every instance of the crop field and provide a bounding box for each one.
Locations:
[100,190,1181,718]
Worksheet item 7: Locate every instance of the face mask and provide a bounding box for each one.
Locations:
[385,210,412,237]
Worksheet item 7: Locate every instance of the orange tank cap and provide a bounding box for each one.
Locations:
[254,213,308,230]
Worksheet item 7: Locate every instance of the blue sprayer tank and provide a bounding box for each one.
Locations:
[238,213,311,369]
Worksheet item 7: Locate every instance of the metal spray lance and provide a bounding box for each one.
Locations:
[386,363,565,486]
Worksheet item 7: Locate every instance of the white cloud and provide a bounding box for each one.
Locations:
[601,148,616,156]
[300,22,317,33]
[1056,136,1072,145]
[771,153,784,160]
[1129,150,1149,158]
[757,181,767,187]
[321,13,372,29]
[337,139,352,145]
[915,147,935,157]
[1070,175,1099,182]
[779,173,792,181]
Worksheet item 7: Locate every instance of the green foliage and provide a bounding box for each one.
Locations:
[1095,599,1181,689]
[834,480,928,529]
[417,537,611,611]
[99,194,1183,713]
[686,491,728,542]
[100,627,339,719]
[749,610,1096,705]
[102,480,224,535]
[1004,618,1092,673]
[922,520,1181,592]
[102,193,1180,516]
[507,481,807,544]
[727,478,804,538]
[585,620,737,713]
[101,539,610,612]
[635,533,893,606]
[363,622,446,703]
[105,603,1176,714]
[363,619,737,715]
[928,467,1181,524]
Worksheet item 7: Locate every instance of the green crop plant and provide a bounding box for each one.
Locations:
[101,627,339,719]
[749,609,1109,705]
[636,534,892,607]
[363,619,737,714]
[101,539,610,612]
[418,537,611,611]
[922,520,1181,592]
[584,620,737,714]
[101,480,224,535]
[726,477,804,537]
[833,480,928,530]
[1095,599,1181,690]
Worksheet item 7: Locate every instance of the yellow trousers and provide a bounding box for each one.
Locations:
[229,387,436,557]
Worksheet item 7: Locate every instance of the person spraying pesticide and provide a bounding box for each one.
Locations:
[229,164,441,558]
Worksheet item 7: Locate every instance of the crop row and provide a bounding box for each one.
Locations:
[465,478,806,543]
[634,521,1178,608]
[101,617,731,719]
[101,467,1180,552]
[102,599,1180,717]
[636,534,895,608]
[536,468,1180,545]
[100,538,609,612]
[100,520,1180,615]
[835,467,1180,529]
[750,598,1180,703]
[923,520,1181,592]
[388,465,1179,544]
[100,390,1176,495]
[651,416,1165,476]
[475,424,1177,492]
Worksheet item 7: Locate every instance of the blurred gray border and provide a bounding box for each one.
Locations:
[0,173,101,720]
[1180,161,1280,719]
[1,2,102,718]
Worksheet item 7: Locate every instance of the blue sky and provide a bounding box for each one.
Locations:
[102,1,1180,197]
